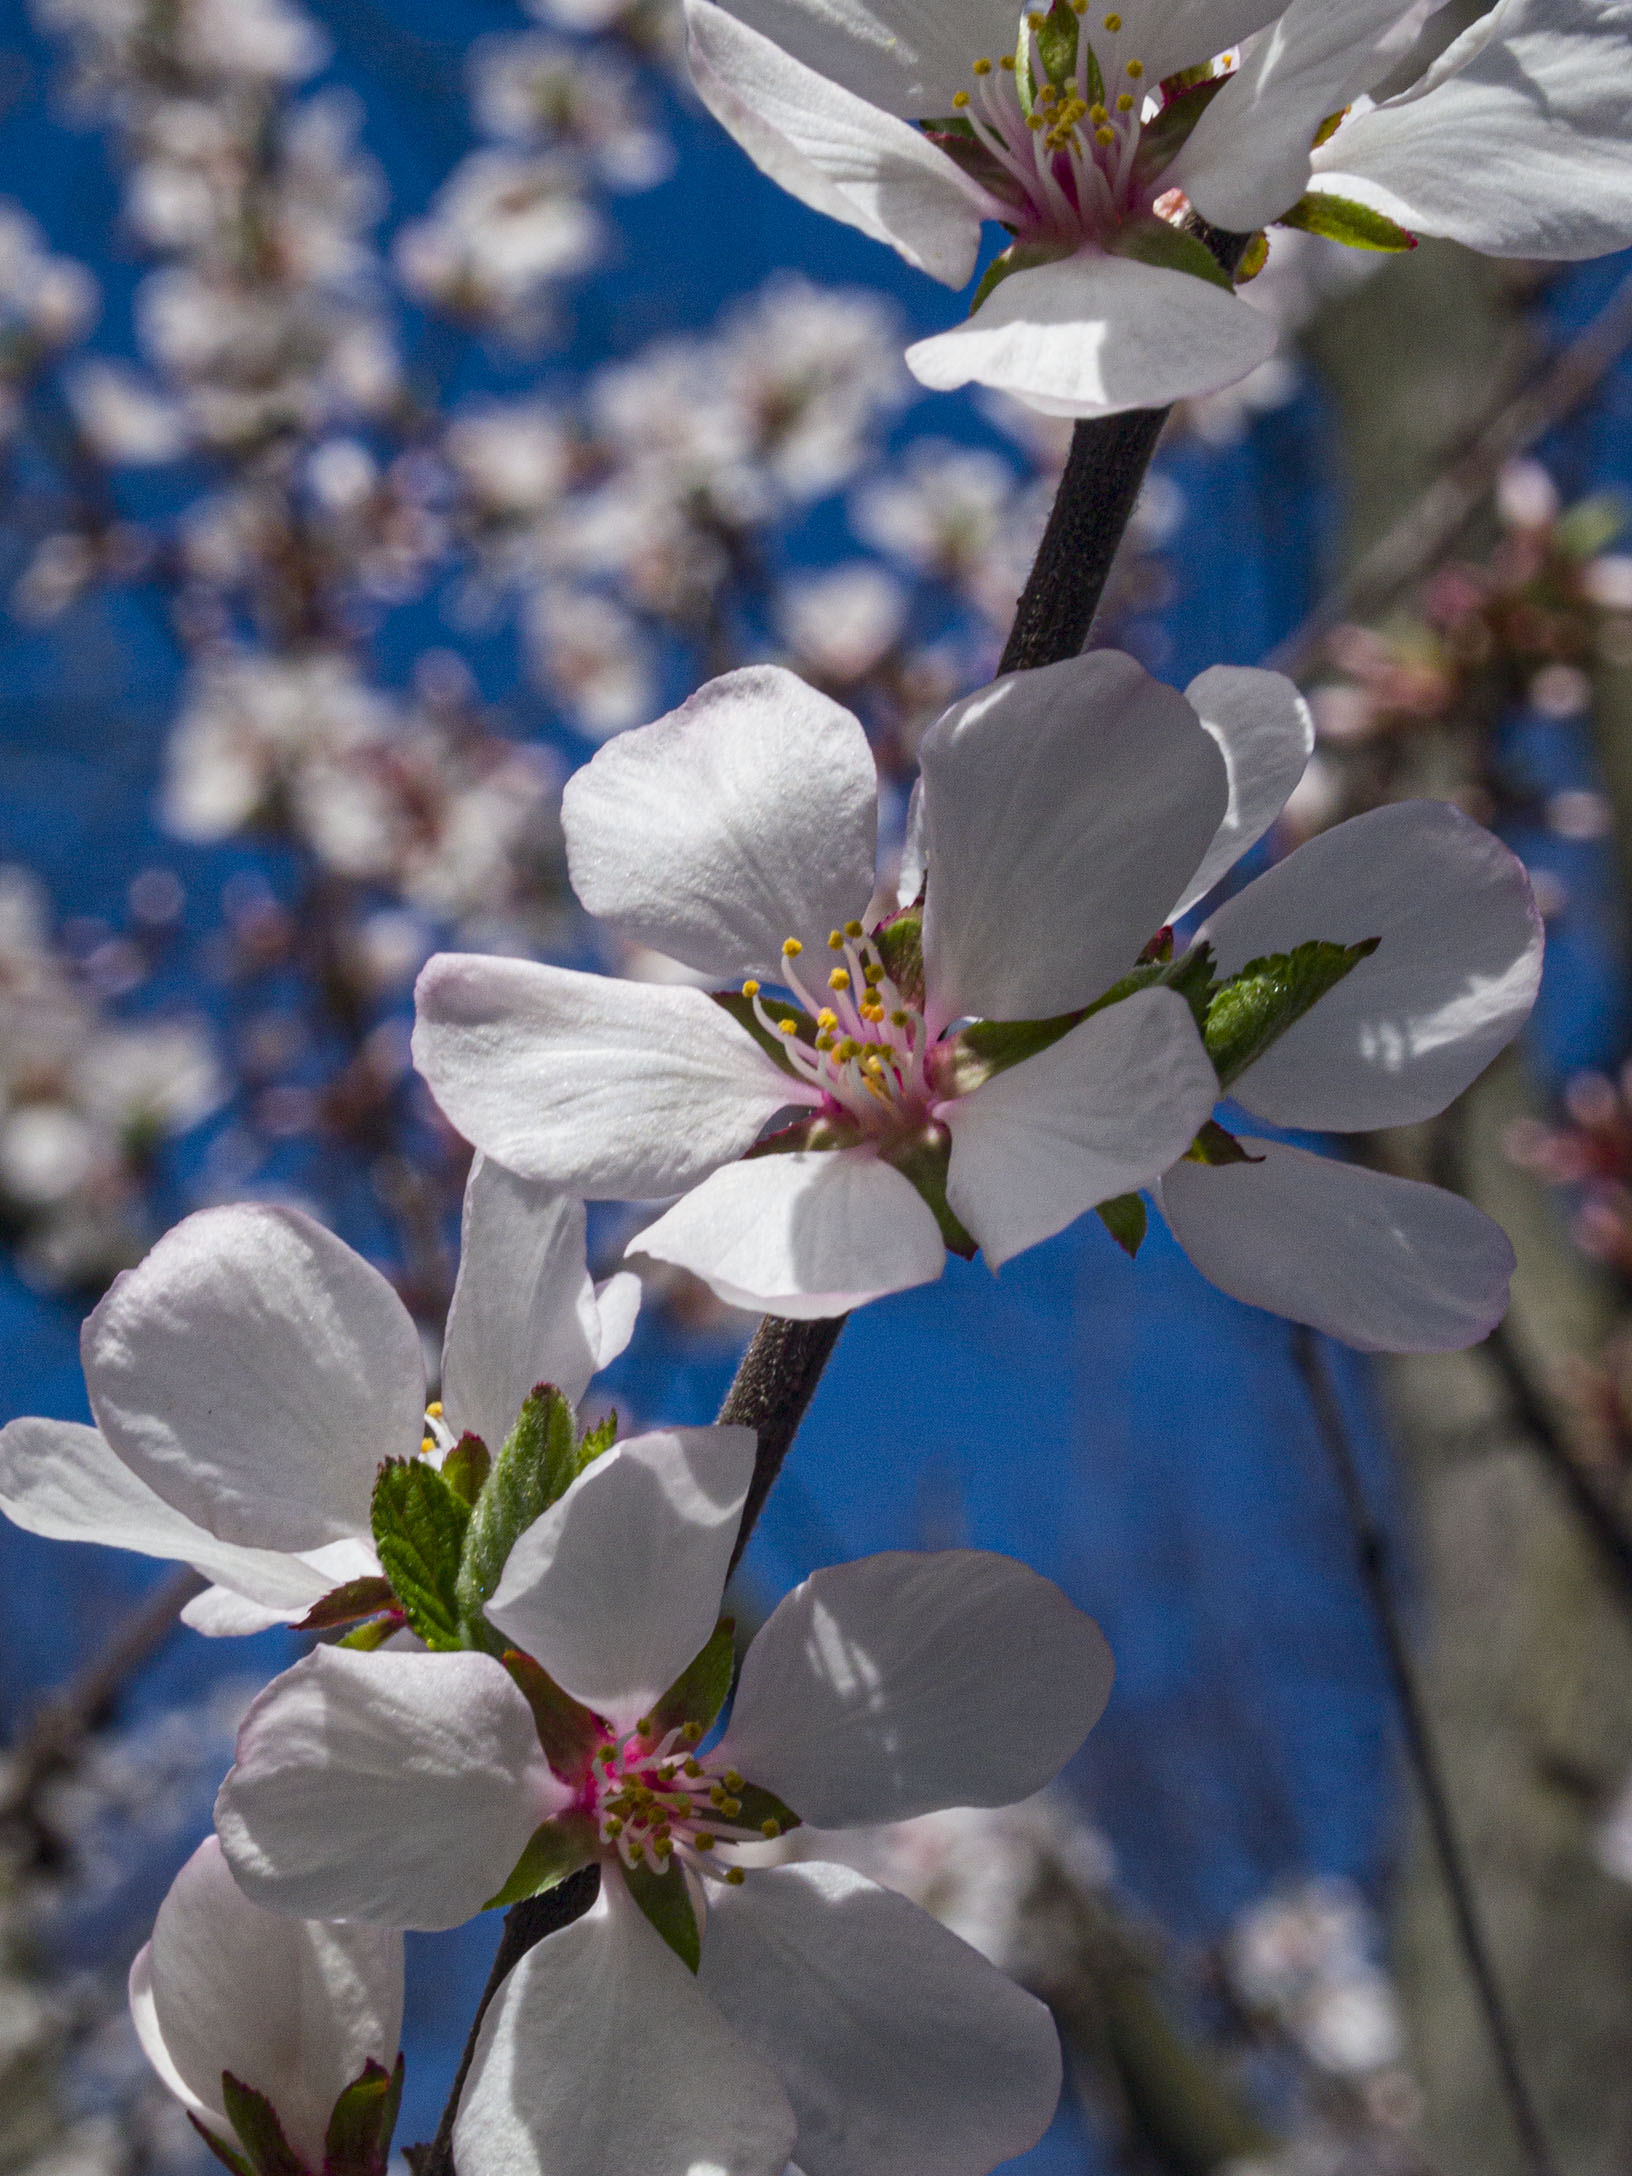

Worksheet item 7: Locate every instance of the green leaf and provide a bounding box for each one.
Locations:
[1276,191,1416,253]
[881,1126,978,1259]
[947,1006,1086,1096]
[649,1617,736,1743]
[577,1410,619,1464]
[441,1433,490,1508]
[1204,938,1380,1091]
[1183,1118,1263,1167]
[1108,217,1235,291]
[337,1614,402,1652]
[1131,73,1228,192]
[969,238,1074,315]
[874,908,925,1008]
[711,989,809,1076]
[1096,1194,1148,1258]
[296,1578,397,1632]
[724,1780,801,1840]
[622,1860,701,1972]
[744,1114,864,1159]
[189,2119,254,2176]
[483,1814,599,1910]
[323,2056,404,2176]
[222,2076,306,2176]
[456,1383,578,1650]
[1162,942,1218,1031]
[1034,0,1077,88]
[371,1460,470,1652]
[920,126,1028,206]
[501,1648,603,1778]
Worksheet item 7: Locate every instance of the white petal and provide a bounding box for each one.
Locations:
[488,1426,756,1729]
[455,1876,795,2176]
[413,954,801,1198]
[563,666,880,981]
[944,988,1218,1270]
[82,1205,422,1554]
[1201,799,1542,1131]
[718,1549,1111,1826]
[181,1587,297,1636]
[898,778,925,908]
[1169,666,1313,921]
[1158,1139,1516,1352]
[629,1151,946,1319]
[685,0,986,287]
[700,1863,1061,2176]
[905,248,1278,421]
[1313,0,1632,260]
[1171,0,1420,232]
[442,1158,604,1453]
[694,0,1006,114]
[132,1836,403,2168]
[215,1648,567,1931]
[592,1272,643,1368]
[918,652,1228,1026]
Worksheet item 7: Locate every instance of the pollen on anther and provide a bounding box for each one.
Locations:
[829,967,850,991]
[681,1722,703,1743]
[827,930,845,951]
[684,1755,703,1775]
[778,1019,799,1037]
[420,1435,435,1454]
[426,1401,443,1419]
[1116,91,1134,110]
[742,977,760,997]
[890,1008,910,1027]
[952,88,970,105]
[1126,57,1143,76]
[1096,125,1115,143]
[844,919,864,939]
[1103,10,1121,26]
[781,937,803,958]
[999,53,1015,69]
[695,1832,716,1851]
[1025,111,1043,129]
[724,1868,747,1886]
[761,1817,781,1838]
[972,55,992,73]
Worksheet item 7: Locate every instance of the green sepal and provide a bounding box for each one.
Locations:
[337,1614,402,1652]
[1204,938,1380,1091]
[577,1410,619,1464]
[1132,73,1227,192]
[1096,1194,1148,1258]
[441,1433,490,1508]
[1184,1118,1263,1167]
[725,1780,802,1840]
[947,1007,1086,1096]
[648,1617,736,1743]
[456,1383,578,1650]
[1162,942,1219,1031]
[483,1813,599,1911]
[370,1460,470,1652]
[969,238,1074,315]
[744,1113,864,1159]
[296,1578,397,1632]
[920,126,1027,206]
[874,908,925,1010]
[221,2075,307,2176]
[1275,191,1416,253]
[322,2055,404,2176]
[623,1860,701,1972]
[501,1648,603,1778]
[712,989,809,1076]
[881,1125,979,1259]
[189,2118,255,2176]
[1108,217,1234,291]
[1034,0,1078,88]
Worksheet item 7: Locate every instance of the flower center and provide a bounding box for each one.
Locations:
[743,922,936,1137]
[589,1718,779,1888]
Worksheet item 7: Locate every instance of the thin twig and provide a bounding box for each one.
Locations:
[1482,1320,1632,1605]
[1268,265,1632,683]
[1291,1325,1559,2176]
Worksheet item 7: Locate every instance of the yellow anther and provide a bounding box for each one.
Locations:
[1116,91,1134,110]
[1096,125,1116,143]
[1036,81,1056,105]
[1089,101,1107,121]
[426,1401,443,1419]
[860,1005,884,1025]
[742,977,760,996]
[778,1019,799,1037]
[636,1716,653,1736]
[1126,56,1143,76]
[598,1744,617,1765]
[781,937,802,958]
[695,1832,716,1851]
[720,1796,742,1817]
[816,1034,835,1052]
[829,967,850,991]
[890,1008,910,1028]
[681,1722,703,1743]
[604,1816,623,1837]
[1025,111,1043,128]
[817,1008,838,1031]
[421,1436,436,1454]
[1071,0,1086,13]
[953,88,970,105]
[1104,10,1121,26]
[724,1771,744,1792]
[684,1755,703,1775]
[999,53,1015,68]
[837,1038,860,1062]
[1026,9,1045,25]
[844,920,863,939]
[761,1817,781,1839]
[628,1841,645,1862]
[863,963,884,985]
[973,55,992,72]
[828,929,845,950]
[673,1793,692,1815]
[724,1868,747,1886]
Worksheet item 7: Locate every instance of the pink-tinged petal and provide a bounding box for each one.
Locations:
[82,1205,422,1555]
[412,954,801,1198]
[564,666,879,981]
[487,1426,756,1730]
[701,1863,1061,2176]
[686,1,986,287]
[1158,1140,1516,1352]
[718,1550,1111,1826]
[628,1151,946,1319]
[1314,0,1632,261]
[905,248,1278,421]
[215,1648,567,1931]
[1169,667,1313,921]
[1202,800,1542,1131]
[455,1876,795,2176]
[944,988,1218,1270]
[918,652,1228,1026]
[442,1158,607,1452]
[131,1837,403,2170]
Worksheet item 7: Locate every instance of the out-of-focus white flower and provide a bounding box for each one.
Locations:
[777,562,908,682]
[66,359,190,465]
[0,201,98,395]
[525,585,658,739]
[1227,1879,1406,2081]
[38,0,329,96]
[853,439,1020,587]
[446,402,575,521]
[395,150,600,340]
[470,31,674,190]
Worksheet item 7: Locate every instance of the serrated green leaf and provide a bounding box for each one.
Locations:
[947,1005,1087,1095]
[297,1578,397,1632]
[1204,938,1380,1090]
[711,989,809,1075]
[1163,942,1218,1030]
[577,1410,619,1463]
[323,2056,403,2176]
[874,908,925,1008]
[483,1814,598,1910]
[649,1617,736,1743]
[456,1384,577,1650]
[371,1460,470,1652]
[1108,216,1235,291]
[501,1648,602,1777]
[1096,1194,1147,1257]
[189,2118,254,2176]
[881,1126,978,1258]
[441,1432,490,1507]
[222,2076,306,2176]
[622,1860,701,1972]
[1276,191,1416,253]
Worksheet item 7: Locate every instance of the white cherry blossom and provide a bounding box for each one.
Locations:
[412,652,1231,1318]
[213,1424,1107,2176]
[0,1157,639,1634]
[681,0,1632,418]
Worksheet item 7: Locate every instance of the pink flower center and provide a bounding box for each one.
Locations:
[744,922,939,1140]
[588,1718,778,1890]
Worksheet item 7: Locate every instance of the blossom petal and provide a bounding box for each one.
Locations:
[82,1206,422,1554]
[1313,0,1632,260]
[1169,667,1313,920]
[686,0,986,287]
[592,1272,643,1368]
[455,1876,795,2176]
[700,1863,1061,2176]
[215,1648,567,1931]
[441,1158,612,1453]
[1158,1139,1516,1351]
[717,1549,1111,1826]
[628,1150,946,1318]
[1171,0,1422,232]
[413,954,800,1197]
[487,1426,757,1730]
[1201,799,1542,1131]
[696,0,1009,114]
[945,988,1219,1270]
[905,248,1278,421]
[180,1587,298,1636]
[563,666,880,981]
[918,651,1228,1026]
[131,1836,403,2169]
